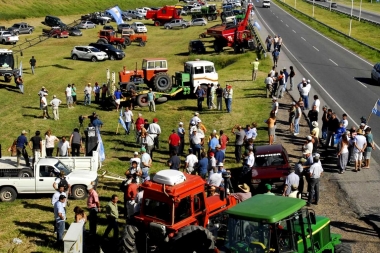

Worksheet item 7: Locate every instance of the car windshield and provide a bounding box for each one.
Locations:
[0,53,14,69]
[255,153,285,167]
[90,47,101,52]
[13,24,21,28]
[225,217,270,253]
[143,199,172,223]
[55,161,71,175]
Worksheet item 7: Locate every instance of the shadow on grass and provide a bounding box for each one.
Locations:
[22,200,54,212]
[22,106,41,110]
[23,114,39,118]
[18,229,54,246]
[14,221,47,231]
[330,221,379,237]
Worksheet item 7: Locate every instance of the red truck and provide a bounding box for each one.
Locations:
[145,6,182,26]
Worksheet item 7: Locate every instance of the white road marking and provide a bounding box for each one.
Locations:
[313,46,319,51]
[329,59,338,66]
[292,30,296,33]
[286,24,289,27]
[276,16,279,18]
[357,81,367,88]
[301,37,306,41]
[281,20,283,22]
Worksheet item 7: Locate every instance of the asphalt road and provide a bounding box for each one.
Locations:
[308,0,380,23]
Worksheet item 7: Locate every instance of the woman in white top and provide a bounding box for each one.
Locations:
[337,134,349,174]
[45,130,59,157]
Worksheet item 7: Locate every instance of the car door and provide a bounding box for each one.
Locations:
[76,47,85,59]
[84,47,92,60]
[35,165,57,193]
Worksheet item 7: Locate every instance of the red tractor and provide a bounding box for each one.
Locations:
[97,30,126,49]
[118,58,172,92]
[206,4,256,53]
[145,6,182,26]
[119,170,237,253]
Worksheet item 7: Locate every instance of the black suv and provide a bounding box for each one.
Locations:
[188,40,206,54]
[88,43,125,60]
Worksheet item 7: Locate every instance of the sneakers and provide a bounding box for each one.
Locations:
[293,133,299,136]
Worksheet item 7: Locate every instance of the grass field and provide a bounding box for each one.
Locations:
[0,2,275,252]
[335,0,380,14]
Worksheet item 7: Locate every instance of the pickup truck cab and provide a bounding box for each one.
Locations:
[250,144,290,192]
[0,31,19,44]
[7,22,34,35]
[0,155,98,202]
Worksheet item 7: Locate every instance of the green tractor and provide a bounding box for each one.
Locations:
[218,195,351,253]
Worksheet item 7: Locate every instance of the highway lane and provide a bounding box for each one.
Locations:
[253,1,380,163]
[309,0,380,23]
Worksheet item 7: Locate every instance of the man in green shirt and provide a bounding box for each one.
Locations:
[250,58,260,81]
[263,184,275,195]
[103,194,119,240]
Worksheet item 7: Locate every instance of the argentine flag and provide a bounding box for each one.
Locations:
[97,129,105,162]
[118,107,128,132]
[254,21,261,31]
[107,6,124,25]
[372,99,380,117]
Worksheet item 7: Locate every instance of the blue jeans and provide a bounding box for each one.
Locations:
[226,98,232,113]
[322,125,328,139]
[31,65,35,74]
[294,118,300,134]
[56,220,65,242]
[125,121,131,133]
[18,84,24,94]
[84,94,91,105]
[301,95,309,110]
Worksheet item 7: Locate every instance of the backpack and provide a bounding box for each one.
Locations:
[119,180,128,192]
[58,177,69,191]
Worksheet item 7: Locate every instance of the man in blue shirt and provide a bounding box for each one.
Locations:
[94,82,101,104]
[147,88,156,112]
[16,130,30,167]
[195,86,206,112]
[208,135,219,153]
[54,195,67,245]
[215,145,225,164]
[92,115,103,129]
[197,152,209,179]
[177,122,185,155]
[113,88,124,112]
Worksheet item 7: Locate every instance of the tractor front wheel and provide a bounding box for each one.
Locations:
[153,72,172,92]
[124,37,131,46]
[169,225,215,253]
[119,225,139,252]
[97,38,108,44]
[139,41,146,47]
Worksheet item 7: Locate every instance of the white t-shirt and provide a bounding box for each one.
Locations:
[84,86,92,95]
[185,154,198,168]
[208,173,223,187]
[148,123,161,135]
[247,153,255,167]
[65,87,72,97]
[272,101,279,114]
[124,110,133,122]
[46,135,58,148]
[341,119,348,129]
[303,142,313,153]
[130,157,141,169]
[141,153,151,168]
[41,97,47,107]
[57,141,70,156]
[50,98,62,108]
[353,135,367,152]
[312,99,320,112]
[52,191,67,207]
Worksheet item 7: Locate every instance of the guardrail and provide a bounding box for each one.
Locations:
[304,0,380,27]
[275,0,380,55]
[248,19,267,56]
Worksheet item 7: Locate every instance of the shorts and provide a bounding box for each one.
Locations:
[67,96,73,104]
[72,95,77,102]
[288,116,295,124]
[364,151,371,160]
[354,152,363,161]
[115,99,121,105]
[268,127,275,136]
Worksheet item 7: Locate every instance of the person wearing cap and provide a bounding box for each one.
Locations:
[147,88,156,112]
[38,86,49,108]
[263,184,275,195]
[302,150,313,170]
[130,151,141,170]
[299,79,311,110]
[54,194,67,244]
[364,127,374,169]
[195,85,206,111]
[103,194,119,239]
[184,148,198,174]
[312,95,320,112]
[250,58,260,81]
[208,132,219,153]
[189,112,201,130]
[272,47,280,67]
[210,83,217,109]
[113,87,124,112]
[140,147,152,180]
[168,129,181,155]
[16,130,30,167]
[231,125,246,163]
[93,82,100,104]
[84,83,93,106]
[215,84,223,111]
[208,151,216,174]
[311,121,319,138]
[50,95,62,121]
[40,92,50,119]
[307,105,318,132]
[208,167,223,187]
[190,129,202,160]
[353,129,367,172]
[294,157,306,192]
[311,129,319,155]
[177,122,185,155]
[231,183,252,202]
[135,113,145,142]
[282,167,299,197]
[321,106,331,140]
[87,185,100,235]
[297,78,307,97]
[294,102,302,136]
[148,118,161,149]
[307,155,323,206]
[264,73,274,98]
[325,113,340,148]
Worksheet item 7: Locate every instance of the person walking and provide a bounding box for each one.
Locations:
[288,66,295,91]
[294,102,302,136]
[272,48,280,67]
[29,56,36,74]
[231,125,246,163]
[41,93,50,119]
[225,85,233,113]
[215,84,223,111]
[337,134,349,174]
[265,113,276,145]
[65,84,73,108]
[15,75,24,94]
[103,194,119,240]
[177,122,185,155]
[195,86,206,112]
[71,84,77,107]
[87,185,100,236]
[265,35,273,52]
[54,195,67,246]
[45,130,59,157]
[50,95,62,121]
[70,128,82,157]
[147,88,156,112]
[84,83,93,106]
[124,107,133,135]
[307,155,323,206]
[250,58,260,81]
[364,127,374,169]
[94,82,101,104]
[113,88,123,112]
[16,130,30,167]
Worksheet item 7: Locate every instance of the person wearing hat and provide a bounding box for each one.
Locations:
[177,122,185,155]
[208,151,216,174]
[148,118,161,149]
[303,136,314,154]
[302,150,313,170]
[113,87,124,112]
[168,129,181,155]
[215,84,223,111]
[288,185,299,198]
[54,194,67,245]
[184,148,198,174]
[83,83,93,105]
[223,85,233,113]
[307,155,323,206]
[130,151,141,170]
[250,58,260,81]
[299,79,311,110]
[208,131,219,153]
[311,121,319,138]
[50,95,62,121]
[38,86,49,107]
[231,183,252,202]
[40,92,50,119]
[353,129,367,172]
[282,167,299,197]
[16,130,30,167]
[264,73,274,98]
[272,47,280,67]
[87,184,100,236]
[208,167,223,187]
[263,184,275,195]
[190,129,202,160]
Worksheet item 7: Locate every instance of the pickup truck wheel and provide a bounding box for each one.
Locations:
[72,54,78,60]
[0,187,17,202]
[28,30,32,34]
[91,56,97,62]
[182,24,186,29]
[72,185,87,200]
[165,26,170,30]
[18,169,34,177]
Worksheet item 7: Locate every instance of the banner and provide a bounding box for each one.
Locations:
[372,99,380,117]
[118,107,128,132]
[254,21,261,31]
[97,129,105,162]
[106,6,124,25]
[19,61,23,76]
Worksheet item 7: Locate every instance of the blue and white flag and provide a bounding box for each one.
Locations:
[118,107,127,132]
[19,61,23,76]
[372,99,380,117]
[97,129,105,162]
[254,21,261,30]
[107,6,124,25]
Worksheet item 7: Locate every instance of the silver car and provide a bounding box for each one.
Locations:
[77,21,96,29]
[191,18,207,26]
[123,10,144,20]
[164,19,191,29]
[71,46,108,62]
[371,63,380,85]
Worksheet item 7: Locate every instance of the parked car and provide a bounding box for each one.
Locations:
[45,15,66,27]
[191,18,207,26]
[77,21,97,29]
[42,27,69,38]
[89,43,125,60]
[164,19,191,29]
[68,27,82,36]
[123,10,144,20]
[7,23,34,35]
[117,23,131,33]
[0,31,19,44]
[103,25,115,31]
[71,46,108,62]
[131,22,148,33]
[121,13,133,21]
[0,26,6,31]
[371,63,380,85]
[188,40,206,54]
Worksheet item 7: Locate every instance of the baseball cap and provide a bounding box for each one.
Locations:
[194,112,199,116]
[302,78,306,81]
[307,136,312,140]
[217,162,224,167]
[153,118,158,123]
[265,184,272,190]
[209,152,214,157]
[21,130,27,134]
[255,58,258,61]
[134,151,139,155]
[272,97,277,100]
[299,158,306,163]
[179,122,183,125]
[292,102,296,105]
[212,129,217,133]
[140,147,146,152]
[216,144,221,148]
[87,185,93,190]
[172,129,175,132]
[53,95,56,98]
[217,84,220,86]
[191,121,196,125]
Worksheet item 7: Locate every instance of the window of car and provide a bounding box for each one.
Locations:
[205,65,214,73]
[75,47,83,52]
[90,47,101,52]
[194,66,204,74]
[254,153,285,167]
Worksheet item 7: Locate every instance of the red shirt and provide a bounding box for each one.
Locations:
[87,190,99,208]
[220,134,229,150]
[125,183,138,200]
[135,117,145,131]
[168,133,180,146]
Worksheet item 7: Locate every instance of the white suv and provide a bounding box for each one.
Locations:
[131,22,147,33]
[71,46,108,62]
[263,0,271,8]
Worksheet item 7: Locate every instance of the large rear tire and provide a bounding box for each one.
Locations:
[126,82,136,91]
[137,94,149,107]
[97,38,108,44]
[169,225,215,253]
[119,225,139,252]
[124,37,131,46]
[213,40,223,53]
[335,243,352,253]
[153,72,172,92]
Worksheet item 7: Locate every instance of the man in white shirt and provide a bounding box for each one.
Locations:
[264,74,273,98]
[84,83,93,105]
[65,84,73,108]
[54,195,67,244]
[56,136,70,157]
[130,151,141,170]
[312,95,320,112]
[189,112,200,130]
[282,168,300,196]
[52,185,67,207]
[303,136,313,154]
[307,156,323,206]
[353,129,367,172]
[124,107,133,135]
[184,148,198,174]
[50,95,62,120]
[208,167,223,187]
[300,82,311,110]
[246,147,255,168]
[148,118,161,149]
[341,114,348,129]
[271,97,279,115]
[41,93,50,119]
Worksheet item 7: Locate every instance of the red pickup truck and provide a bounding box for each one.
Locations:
[42,27,69,38]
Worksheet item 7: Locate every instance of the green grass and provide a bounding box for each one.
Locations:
[275,0,380,63]
[335,0,380,14]
[0,2,274,252]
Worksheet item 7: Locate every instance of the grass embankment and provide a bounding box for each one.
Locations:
[274,0,380,63]
[335,0,380,14]
[0,5,273,253]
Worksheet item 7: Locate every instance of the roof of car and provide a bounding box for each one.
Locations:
[255,144,283,155]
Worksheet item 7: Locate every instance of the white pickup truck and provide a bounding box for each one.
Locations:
[0,31,19,44]
[0,152,100,202]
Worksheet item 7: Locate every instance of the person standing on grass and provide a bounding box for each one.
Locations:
[168,151,181,170]
[289,66,295,91]
[52,186,67,233]
[15,75,24,94]
[225,85,233,113]
[266,112,276,145]
[54,195,67,246]
[215,84,223,111]
[16,130,30,167]
[195,85,206,112]
[125,178,138,219]
[73,206,87,247]
[84,83,93,106]
[147,88,156,112]
[210,83,216,109]
[184,148,198,174]
[168,129,181,155]
[70,128,82,157]
[65,84,73,108]
[113,88,123,112]
[250,58,260,81]
[103,194,119,240]
[45,130,59,156]
[94,82,100,104]
[50,95,61,121]
[41,93,50,119]
[294,102,302,136]
[87,185,100,236]
[124,107,133,135]
[29,56,36,74]
[71,84,77,107]
[337,134,349,174]
[264,74,273,98]
[101,84,108,106]
[207,84,212,109]
[364,128,374,169]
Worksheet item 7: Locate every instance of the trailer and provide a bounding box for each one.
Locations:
[189,5,219,21]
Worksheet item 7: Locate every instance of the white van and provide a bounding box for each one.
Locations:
[263,0,271,8]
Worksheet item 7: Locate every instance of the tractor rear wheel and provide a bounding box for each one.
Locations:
[137,94,149,107]
[169,225,215,253]
[97,38,108,44]
[119,225,139,252]
[213,40,223,53]
[4,75,12,83]
[139,41,146,47]
[126,82,136,91]
[334,243,352,253]
[207,15,213,21]
[124,37,131,46]
[153,72,172,92]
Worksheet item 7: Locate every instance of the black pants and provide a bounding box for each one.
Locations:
[17,147,30,166]
[103,217,119,239]
[308,178,320,204]
[95,93,100,103]
[169,145,179,155]
[197,98,203,111]
[89,208,98,235]
[46,147,54,157]
[207,95,212,109]
[71,143,80,156]
[235,145,242,163]
[179,137,185,155]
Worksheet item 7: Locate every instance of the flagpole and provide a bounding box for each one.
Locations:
[366,99,379,125]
